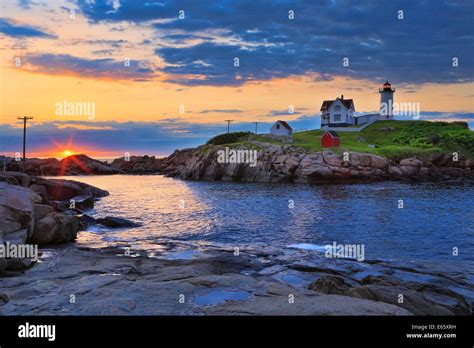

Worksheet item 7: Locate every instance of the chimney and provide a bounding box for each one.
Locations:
[341,94,344,99]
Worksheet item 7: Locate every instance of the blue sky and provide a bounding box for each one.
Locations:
[0,0,472,157]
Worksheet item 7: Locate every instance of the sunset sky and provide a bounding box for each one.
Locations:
[0,0,473,158]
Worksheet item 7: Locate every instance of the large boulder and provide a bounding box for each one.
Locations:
[0,182,41,244]
[31,212,79,245]
[400,158,423,167]
[400,165,419,176]
[369,155,389,170]
[29,184,48,203]
[30,177,108,201]
[348,285,455,315]
[323,152,343,167]
[34,204,53,221]
[299,164,333,178]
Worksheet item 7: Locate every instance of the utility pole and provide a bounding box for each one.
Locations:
[17,116,33,173]
[225,120,233,133]
[254,122,258,134]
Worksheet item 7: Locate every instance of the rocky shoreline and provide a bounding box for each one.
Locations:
[1,240,472,315]
[0,171,473,315]
[158,143,474,183]
[0,171,139,275]
[2,143,472,183]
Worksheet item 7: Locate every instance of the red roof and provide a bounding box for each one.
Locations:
[320,98,354,111]
[323,130,340,138]
[275,120,293,131]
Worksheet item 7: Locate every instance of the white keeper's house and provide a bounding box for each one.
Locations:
[321,81,396,128]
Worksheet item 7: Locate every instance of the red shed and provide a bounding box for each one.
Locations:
[321,130,340,147]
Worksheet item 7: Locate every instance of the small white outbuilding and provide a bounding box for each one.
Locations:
[270,120,293,137]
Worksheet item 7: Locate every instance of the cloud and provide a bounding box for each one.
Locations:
[73,0,473,86]
[18,0,37,10]
[198,109,242,114]
[24,53,158,80]
[0,18,56,38]
[266,109,302,117]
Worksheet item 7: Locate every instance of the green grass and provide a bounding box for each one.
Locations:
[202,121,474,160]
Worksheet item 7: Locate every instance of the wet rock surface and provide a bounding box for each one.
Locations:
[0,243,472,315]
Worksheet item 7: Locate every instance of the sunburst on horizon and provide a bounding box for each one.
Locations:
[61,150,74,158]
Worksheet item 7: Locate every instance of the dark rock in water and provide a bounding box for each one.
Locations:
[79,214,97,230]
[97,217,141,228]
[49,200,70,212]
[71,195,94,210]
[5,258,34,271]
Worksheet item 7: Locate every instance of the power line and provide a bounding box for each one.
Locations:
[17,116,33,173]
[225,120,233,133]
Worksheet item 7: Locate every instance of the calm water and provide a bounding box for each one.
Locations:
[63,175,474,273]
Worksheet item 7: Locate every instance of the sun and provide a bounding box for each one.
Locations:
[62,150,74,157]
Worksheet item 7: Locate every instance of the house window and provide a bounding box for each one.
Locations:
[334,105,341,111]
[334,114,341,122]
[276,124,280,129]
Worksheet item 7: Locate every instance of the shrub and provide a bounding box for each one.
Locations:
[427,133,440,145]
[206,132,251,145]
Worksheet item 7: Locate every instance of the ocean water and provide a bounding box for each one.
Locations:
[61,175,474,273]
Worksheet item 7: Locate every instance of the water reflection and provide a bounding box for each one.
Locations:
[58,175,474,271]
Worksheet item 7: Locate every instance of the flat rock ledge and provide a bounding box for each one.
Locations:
[0,245,471,316]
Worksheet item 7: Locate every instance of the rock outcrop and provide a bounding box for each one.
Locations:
[308,275,471,315]
[110,155,162,174]
[31,212,80,245]
[0,172,108,247]
[159,143,474,183]
[3,154,119,176]
[0,182,41,244]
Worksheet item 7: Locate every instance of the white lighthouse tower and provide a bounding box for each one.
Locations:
[379,81,395,119]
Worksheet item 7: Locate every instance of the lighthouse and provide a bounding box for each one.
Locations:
[379,81,395,119]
